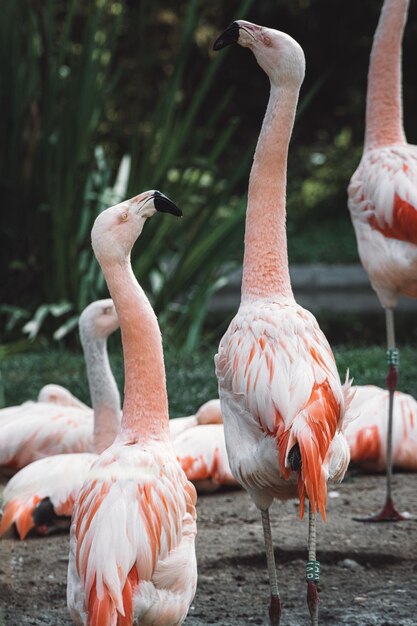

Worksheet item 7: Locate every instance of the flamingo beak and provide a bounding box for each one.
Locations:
[213,22,240,51]
[153,191,182,217]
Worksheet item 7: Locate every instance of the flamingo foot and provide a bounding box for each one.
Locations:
[307,581,319,626]
[268,593,281,626]
[353,497,413,523]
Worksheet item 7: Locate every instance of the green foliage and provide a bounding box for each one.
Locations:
[2,345,417,415]
[0,0,255,351]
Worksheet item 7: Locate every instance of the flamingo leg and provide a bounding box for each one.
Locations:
[306,503,319,626]
[261,508,281,625]
[354,309,411,522]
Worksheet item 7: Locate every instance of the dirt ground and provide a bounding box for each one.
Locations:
[0,471,416,626]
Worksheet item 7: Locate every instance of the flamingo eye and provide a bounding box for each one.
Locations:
[263,35,271,47]
[120,212,128,222]
[103,307,113,315]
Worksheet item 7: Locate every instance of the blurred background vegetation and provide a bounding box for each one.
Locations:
[1,0,417,354]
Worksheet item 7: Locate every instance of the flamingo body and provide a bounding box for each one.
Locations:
[175,423,237,492]
[0,405,93,470]
[67,438,197,626]
[0,453,96,539]
[216,300,349,517]
[346,385,417,471]
[348,144,417,307]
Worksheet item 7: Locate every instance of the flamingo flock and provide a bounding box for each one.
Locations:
[1,1,416,625]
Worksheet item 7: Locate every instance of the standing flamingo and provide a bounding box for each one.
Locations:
[0,299,121,538]
[67,191,197,626]
[213,21,351,626]
[348,0,417,521]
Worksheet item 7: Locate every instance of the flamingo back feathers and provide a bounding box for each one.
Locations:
[69,441,197,626]
[216,303,346,520]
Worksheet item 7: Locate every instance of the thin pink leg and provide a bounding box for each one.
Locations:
[354,309,411,523]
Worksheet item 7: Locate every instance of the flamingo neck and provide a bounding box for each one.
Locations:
[241,83,298,302]
[102,260,170,440]
[82,333,121,453]
[365,0,408,149]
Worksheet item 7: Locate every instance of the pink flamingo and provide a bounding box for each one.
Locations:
[0,299,121,539]
[214,21,351,626]
[175,423,239,492]
[37,385,90,410]
[0,302,121,472]
[346,385,417,472]
[348,0,417,521]
[67,191,197,626]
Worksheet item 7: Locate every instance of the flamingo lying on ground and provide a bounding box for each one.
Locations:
[346,385,417,471]
[214,22,351,625]
[0,299,121,538]
[67,190,197,626]
[175,423,238,492]
[37,384,90,410]
[348,0,417,521]
[0,385,90,427]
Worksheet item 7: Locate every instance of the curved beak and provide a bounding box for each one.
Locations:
[213,22,240,51]
[153,191,182,217]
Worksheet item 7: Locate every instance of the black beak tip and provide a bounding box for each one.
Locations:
[153,191,182,218]
[213,22,240,51]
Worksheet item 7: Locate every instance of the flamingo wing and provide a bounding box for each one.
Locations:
[0,453,96,539]
[68,438,197,626]
[0,405,93,470]
[174,423,237,491]
[349,145,417,245]
[216,303,346,518]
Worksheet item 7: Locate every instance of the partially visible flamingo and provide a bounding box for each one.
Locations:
[67,191,197,626]
[175,423,239,492]
[0,299,121,538]
[346,385,417,472]
[37,385,90,410]
[214,22,351,626]
[348,0,417,521]
[0,301,121,471]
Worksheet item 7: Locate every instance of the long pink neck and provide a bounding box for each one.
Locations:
[102,260,169,440]
[365,0,408,149]
[241,83,299,301]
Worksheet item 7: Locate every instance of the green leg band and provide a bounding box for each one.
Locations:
[306,560,320,583]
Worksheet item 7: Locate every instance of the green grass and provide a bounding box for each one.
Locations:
[1,345,416,415]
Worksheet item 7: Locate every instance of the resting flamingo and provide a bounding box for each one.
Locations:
[348,0,417,521]
[0,299,121,539]
[67,190,197,626]
[37,385,90,410]
[346,385,417,472]
[175,423,238,492]
[0,385,90,427]
[214,22,351,626]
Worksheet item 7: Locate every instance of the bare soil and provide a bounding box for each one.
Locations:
[0,472,416,626]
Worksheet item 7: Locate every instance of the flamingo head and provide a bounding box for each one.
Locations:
[92,190,181,264]
[213,20,305,88]
[79,299,119,341]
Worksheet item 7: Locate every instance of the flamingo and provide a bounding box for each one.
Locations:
[175,423,238,492]
[213,22,351,625]
[37,384,90,410]
[0,299,121,538]
[67,191,197,626]
[345,385,417,472]
[0,301,122,471]
[347,0,417,521]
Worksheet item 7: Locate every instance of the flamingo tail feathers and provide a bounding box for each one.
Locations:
[0,496,40,539]
[88,566,139,626]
